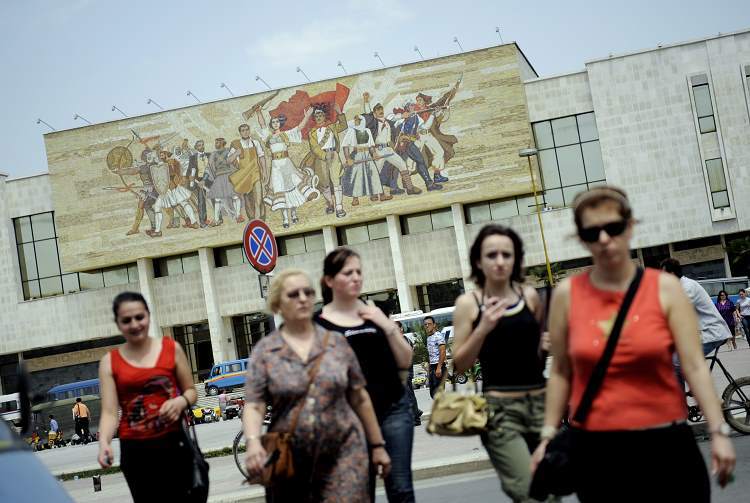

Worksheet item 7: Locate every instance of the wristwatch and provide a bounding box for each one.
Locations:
[540,425,557,441]
[710,422,731,437]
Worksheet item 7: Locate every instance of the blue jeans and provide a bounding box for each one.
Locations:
[674,339,727,390]
[370,392,415,502]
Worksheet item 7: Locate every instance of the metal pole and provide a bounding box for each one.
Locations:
[187,90,201,103]
[111,105,128,118]
[255,76,271,90]
[73,114,92,125]
[36,118,56,131]
[414,46,424,60]
[220,83,235,97]
[520,149,554,285]
[146,98,164,110]
[337,61,347,75]
[296,67,311,82]
[374,52,385,67]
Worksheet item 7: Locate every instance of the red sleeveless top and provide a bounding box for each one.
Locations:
[568,268,687,431]
[110,337,180,440]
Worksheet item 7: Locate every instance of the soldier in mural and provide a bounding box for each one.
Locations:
[254,107,319,228]
[186,140,213,228]
[388,103,443,192]
[110,148,159,236]
[303,105,348,218]
[228,124,267,222]
[207,137,240,226]
[341,114,390,206]
[413,79,460,183]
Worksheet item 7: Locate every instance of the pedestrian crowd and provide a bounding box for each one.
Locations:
[96,186,738,503]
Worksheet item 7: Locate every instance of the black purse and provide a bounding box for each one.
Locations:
[182,413,210,503]
[529,267,643,500]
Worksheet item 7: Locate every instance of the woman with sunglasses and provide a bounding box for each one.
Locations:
[243,269,390,502]
[715,290,738,351]
[97,292,197,502]
[314,248,415,503]
[531,187,735,501]
[451,224,547,502]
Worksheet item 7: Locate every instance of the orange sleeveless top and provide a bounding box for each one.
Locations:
[568,268,686,431]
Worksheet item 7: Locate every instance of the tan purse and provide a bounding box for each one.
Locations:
[427,378,487,436]
[251,331,331,487]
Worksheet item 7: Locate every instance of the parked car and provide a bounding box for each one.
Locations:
[203,359,249,396]
[223,398,244,420]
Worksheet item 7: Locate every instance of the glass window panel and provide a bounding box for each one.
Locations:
[34,239,61,278]
[466,203,491,224]
[304,232,325,251]
[79,270,104,290]
[341,226,369,245]
[23,280,40,300]
[127,264,139,283]
[222,246,245,266]
[489,199,519,220]
[367,221,388,240]
[181,253,200,273]
[165,257,184,276]
[538,149,560,189]
[40,277,63,297]
[556,145,586,186]
[431,208,454,230]
[698,116,716,134]
[14,217,33,244]
[62,273,80,294]
[543,189,564,209]
[532,121,554,150]
[577,113,599,142]
[582,141,606,182]
[693,85,713,117]
[705,159,727,192]
[103,266,129,287]
[745,65,750,76]
[516,195,539,215]
[563,184,588,205]
[402,214,432,234]
[691,74,708,86]
[30,213,56,240]
[588,180,608,189]
[280,236,307,255]
[17,243,38,281]
[712,191,730,209]
[550,116,578,146]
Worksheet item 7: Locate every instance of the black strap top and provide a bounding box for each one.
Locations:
[473,289,546,391]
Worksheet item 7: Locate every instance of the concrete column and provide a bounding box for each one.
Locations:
[137,258,162,338]
[198,247,230,364]
[386,215,413,312]
[451,203,474,292]
[322,225,338,253]
[720,236,733,277]
[223,317,238,361]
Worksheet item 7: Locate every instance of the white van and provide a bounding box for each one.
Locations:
[0,393,21,427]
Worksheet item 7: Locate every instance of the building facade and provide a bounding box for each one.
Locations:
[3,30,750,395]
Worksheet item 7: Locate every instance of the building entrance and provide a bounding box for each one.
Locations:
[173,323,214,382]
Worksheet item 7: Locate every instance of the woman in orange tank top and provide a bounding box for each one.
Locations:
[96,292,199,502]
[530,187,735,502]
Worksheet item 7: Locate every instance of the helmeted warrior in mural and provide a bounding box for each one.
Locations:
[340,114,390,206]
[207,137,240,226]
[388,102,442,192]
[186,139,214,228]
[107,147,159,236]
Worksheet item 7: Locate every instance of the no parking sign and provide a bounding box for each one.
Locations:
[242,219,277,275]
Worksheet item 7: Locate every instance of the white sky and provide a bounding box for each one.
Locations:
[1,0,749,178]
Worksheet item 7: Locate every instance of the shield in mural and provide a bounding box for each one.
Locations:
[150,162,170,196]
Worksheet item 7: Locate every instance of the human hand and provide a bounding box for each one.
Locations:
[98,442,114,468]
[358,303,392,332]
[435,365,443,379]
[711,435,736,488]
[245,439,268,480]
[158,396,187,424]
[540,331,551,352]
[530,439,549,473]
[476,297,510,334]
[363,92,370,103]
[371,446,391,479]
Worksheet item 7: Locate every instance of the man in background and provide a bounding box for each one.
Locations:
[425,316,446,398]
[72,397,91,444]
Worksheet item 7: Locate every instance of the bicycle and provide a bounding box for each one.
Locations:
[685,347,750,434]
[233,406,272,479]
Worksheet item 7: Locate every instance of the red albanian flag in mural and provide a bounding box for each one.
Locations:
[270,83,350,139]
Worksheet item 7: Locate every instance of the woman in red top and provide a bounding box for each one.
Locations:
[97,292,198,502]
[531,187,735,501]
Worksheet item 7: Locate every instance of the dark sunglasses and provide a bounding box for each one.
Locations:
[286,287,316,299]
[578,220,628,243]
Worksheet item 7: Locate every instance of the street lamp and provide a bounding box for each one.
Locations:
[36,118,55,131]
[255,75,271,90]
[414,45,424,60]
[187,90,201,103]
[519,147,554,286]
[73,113,92,125]
[373,51,385,67]
[495,26,504,44]
[146,98,164,110]
[337,60,347,75]
[296,66,311,82]
[111,105,128,118]
[220,82,235,97]
[453,36,464,52]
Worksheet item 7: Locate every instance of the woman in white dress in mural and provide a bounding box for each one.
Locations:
[341,114,389,206]
[255,108,319,228]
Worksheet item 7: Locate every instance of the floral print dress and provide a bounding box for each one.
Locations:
[245,326,370,502]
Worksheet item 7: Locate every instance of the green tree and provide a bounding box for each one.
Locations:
[726,235,750,277]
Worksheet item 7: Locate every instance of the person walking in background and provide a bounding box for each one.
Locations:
[218,390,228,420]
[425,316,446,398]
[243,269,390,502]
[72,397,91,444]
[451,224,547,502]
[532,187,734,501]
[397,321,423,426]
[48,414,59,447]
[737,289,750,338]
[315,248,416,502]
[715,290,738,351]
[97,292,199,502]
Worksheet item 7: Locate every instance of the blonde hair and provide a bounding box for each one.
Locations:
[266,269,312,313]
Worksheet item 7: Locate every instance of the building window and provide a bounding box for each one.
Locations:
[338,220,389,245]
[744,65,750,114]
[214,244,247,268]
[416,279,464,312]
[705,158,730,209]
[401,208,454,235]
[232,313,272,360]
[690,75,717,134]
[361,289,401,315]
[278,231,325,256]
[532,112,606,208]
[465,197,521,224]
[172,324,213,382]
[154,252,200,277]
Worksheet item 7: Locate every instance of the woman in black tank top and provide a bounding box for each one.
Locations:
[452,224,549,503]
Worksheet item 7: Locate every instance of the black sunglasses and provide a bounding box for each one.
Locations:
[578,220,628,243]
[286,287,315,299]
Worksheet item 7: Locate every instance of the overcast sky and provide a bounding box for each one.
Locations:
[1,0,749,179]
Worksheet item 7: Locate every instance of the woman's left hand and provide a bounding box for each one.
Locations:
[159,396,187,424]
[711,435,736,488]
[371,446,391,479]
[359,303,392,332]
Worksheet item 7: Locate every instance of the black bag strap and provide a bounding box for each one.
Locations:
[572,267,643,424]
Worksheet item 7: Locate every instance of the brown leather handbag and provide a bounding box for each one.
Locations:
[251,331,331,487]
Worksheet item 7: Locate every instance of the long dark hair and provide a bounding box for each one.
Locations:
[321,247,360,304]
[112,291,150,321]
[469,224,525,287]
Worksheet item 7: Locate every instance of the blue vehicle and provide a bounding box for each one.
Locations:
[31,378,101,442]
[203,359,248,396]
[46,378,100,401]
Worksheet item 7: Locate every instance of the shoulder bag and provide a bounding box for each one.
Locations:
[181,410,210,503]
[426,375,487,436]
[529,267,643,499]
[250,330,331,487]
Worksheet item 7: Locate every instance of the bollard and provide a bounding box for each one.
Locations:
[92,475,101,492]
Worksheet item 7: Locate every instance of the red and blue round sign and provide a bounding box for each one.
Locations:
[242,220,277,274]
